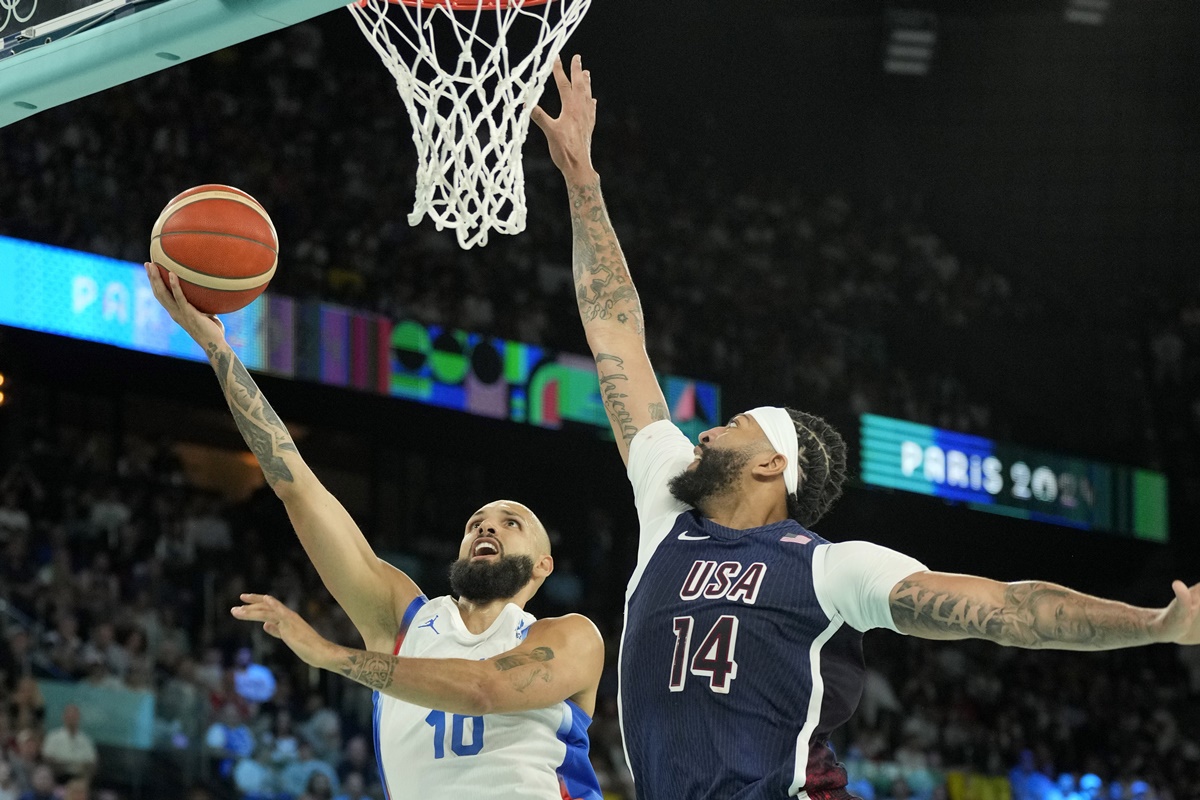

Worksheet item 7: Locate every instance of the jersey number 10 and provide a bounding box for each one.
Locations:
[669,614,739,693]
[424,710,485,758]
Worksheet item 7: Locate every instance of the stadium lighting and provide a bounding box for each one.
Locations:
[883,9,938,76]
[1064,0,1110,25]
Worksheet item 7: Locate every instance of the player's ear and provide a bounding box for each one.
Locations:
[751,452,788,481]
[534,553,554,580]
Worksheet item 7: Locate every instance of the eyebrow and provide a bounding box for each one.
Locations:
[466,511,525,526]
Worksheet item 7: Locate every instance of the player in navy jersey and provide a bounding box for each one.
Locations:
[146,264,604,800]
[532,56,1200,800]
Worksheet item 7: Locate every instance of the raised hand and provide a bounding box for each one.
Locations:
[231,593,339,670]
[531,54,597,183]
[144,262,225,347]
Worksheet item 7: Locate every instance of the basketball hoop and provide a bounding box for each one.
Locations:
[348,0,591,249]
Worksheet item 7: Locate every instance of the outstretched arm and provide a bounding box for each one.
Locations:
[146,265,419,653]
[889,571,1200,650]
[232,593,605,716]
[533,56,669,466]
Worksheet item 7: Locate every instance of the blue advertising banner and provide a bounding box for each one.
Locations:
[0,235,723,440]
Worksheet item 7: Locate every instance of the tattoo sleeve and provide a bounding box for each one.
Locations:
[207,343,299,487]
[889,578,1157,651]
[567,179,645,338]
[595,353,640,445]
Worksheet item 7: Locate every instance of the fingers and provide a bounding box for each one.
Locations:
[231,593,281,621]
[570,55,589,98]
[551,55,571,96]
[144,263,174,307]
[166,269,194,311]
[530,105,551,132]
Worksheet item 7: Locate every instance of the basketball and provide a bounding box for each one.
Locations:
[149,184,278,315]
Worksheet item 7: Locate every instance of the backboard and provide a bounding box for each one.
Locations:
[0,0,349,127]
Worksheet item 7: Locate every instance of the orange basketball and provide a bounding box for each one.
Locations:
[149,184,278,315]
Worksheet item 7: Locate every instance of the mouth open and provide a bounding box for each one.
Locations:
[471,537,501,560]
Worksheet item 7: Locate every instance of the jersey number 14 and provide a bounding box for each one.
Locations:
[669,615,739,693]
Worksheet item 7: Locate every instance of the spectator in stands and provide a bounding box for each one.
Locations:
[233,743,278,800]
[6,729,41,793]
[81,623,128,682]
[300,772,335,800]
[204,703,254,780]
[296,696,340,763]
[0,760,18,800]
[7,680,43,733]
[263,710,300,766]
[17,764,56,800]
[60,778,89,800]
[333,736,374,791]
[332,772,370,800]
[280,742,338,799]
[40,705,97,783]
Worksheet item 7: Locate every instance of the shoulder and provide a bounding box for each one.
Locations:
[531,613,603,642]
[527,614,605,659]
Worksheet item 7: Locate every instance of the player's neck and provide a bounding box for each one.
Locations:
[453,595,525,634]
[700,485,789,530]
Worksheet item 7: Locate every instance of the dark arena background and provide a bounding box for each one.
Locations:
[2,1,1199,799]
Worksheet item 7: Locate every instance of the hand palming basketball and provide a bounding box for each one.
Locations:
[144,262,226,350]
[532,54,597,183]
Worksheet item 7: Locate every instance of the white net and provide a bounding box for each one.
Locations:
[348,0,591,249]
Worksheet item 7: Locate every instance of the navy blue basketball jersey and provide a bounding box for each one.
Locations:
[620,420,926,800]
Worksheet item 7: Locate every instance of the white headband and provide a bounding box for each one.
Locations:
[745,406,800,496]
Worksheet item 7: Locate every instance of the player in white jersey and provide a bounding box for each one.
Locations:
[146,265,605,800]
[532,56,1200,800]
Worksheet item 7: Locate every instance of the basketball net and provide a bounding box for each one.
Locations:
[348,0,591,249]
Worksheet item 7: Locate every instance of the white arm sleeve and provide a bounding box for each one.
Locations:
[812,541,928,633]
[626,419,695,567]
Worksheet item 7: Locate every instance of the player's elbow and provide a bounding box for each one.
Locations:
[271,465,319,503]
[459,673,499,716]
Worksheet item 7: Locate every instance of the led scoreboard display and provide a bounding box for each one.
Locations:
[860,414,1168,542]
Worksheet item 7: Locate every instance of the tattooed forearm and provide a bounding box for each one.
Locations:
[890,578,1156,650]
[567,179,645,337]
[595,354,640,444]
[207,343,299,487]
[494,647,554,671]
[339,651,397,691]
[494,648,555,692]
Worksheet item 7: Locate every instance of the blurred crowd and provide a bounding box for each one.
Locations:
[0,21,1124,449]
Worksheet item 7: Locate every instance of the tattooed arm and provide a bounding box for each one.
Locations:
[145,265,420,654]
[888,571,1200,650]
[233,594,605,715]
[533,56,668,466]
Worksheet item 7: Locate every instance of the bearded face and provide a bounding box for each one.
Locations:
[448,554,536,603]
[668,444,755,512]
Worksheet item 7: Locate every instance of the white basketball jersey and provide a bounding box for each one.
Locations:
[373,595,601,800]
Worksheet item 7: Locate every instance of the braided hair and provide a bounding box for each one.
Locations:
[783,408,848,528]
